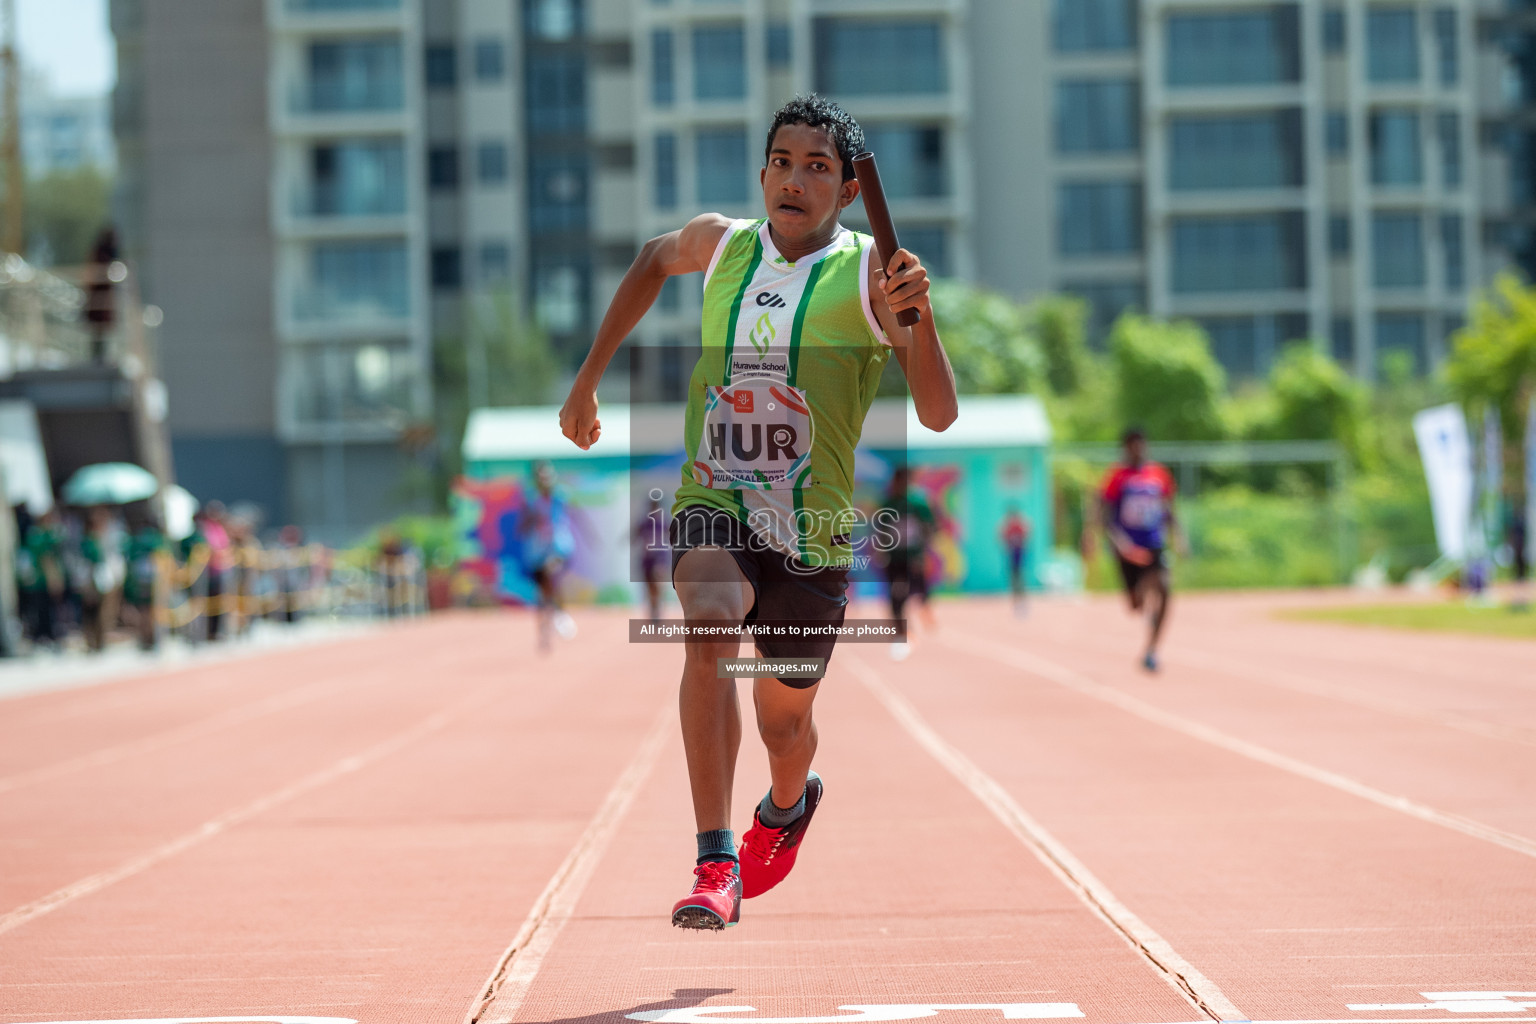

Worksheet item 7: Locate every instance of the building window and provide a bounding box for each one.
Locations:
[303,240,410,321]
[767,23,792,68]
[1323,6,1345,53]
[697,127,749,204]
[425,43,457,89]
[1053,0,1137,52]
[1434,8,1458,86]
[287,342,416,428]
[1332,317,1355,365]
[1168,110,1303,190]
[532,260,585,333]
[432,247,462,289]
[474,39,505,82]
[428,145,459,190]
[1059,181,1142,257]
[900,226,948,276]
[658,276,681,313]
[477,141,509,184]
[1060,280,1144,341]
[526,0,579,41]
[1372,212,1424,287]
[651,29,675,105]
[1329,215,1351,256]
[654,133,677,209]
[1171,213,1306,293]
[526,53,586,134]
[1056,80,1139,154]
[1367,9,1419,84]
[1326,112,1349,156]
[529,152,587,232]
[814,18,945,96]
[480,242,512,283]
[694,25,746,100]
[1375,313,1425,374]
[1199,314,1308,379]
[1438,111,1461,189]
[1370,110,1422,186]
[860,124,947,198]
[307,40,404,112]
[1166,8,1301,87]
[1442,213,1464,290]
[308,139,406,216]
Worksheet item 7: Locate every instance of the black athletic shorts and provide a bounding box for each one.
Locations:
[1117,547,1166,597]
[669,504,849,688]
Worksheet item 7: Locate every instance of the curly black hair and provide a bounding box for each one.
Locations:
[764,95,865,181]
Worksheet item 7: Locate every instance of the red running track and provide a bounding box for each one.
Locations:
[0,596,1532,1024]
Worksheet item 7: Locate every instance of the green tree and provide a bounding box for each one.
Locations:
[1446,273,1536,442]
[1109,315,1226,440]
[1262,344,1367,463]
[928,279,1045,395]
[1029,294,1090,395]
[24,167,112,266]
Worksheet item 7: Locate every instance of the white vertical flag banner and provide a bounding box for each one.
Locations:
[1526,395,1536,571]
[1413,404,1475,561]
[1484,406,1503,555]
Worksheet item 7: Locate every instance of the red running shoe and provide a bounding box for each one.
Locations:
[671,861,741,930]
[738,771,823,899]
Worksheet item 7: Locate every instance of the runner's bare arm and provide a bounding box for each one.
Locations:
[871,249,958,432]
[560,213,732,450]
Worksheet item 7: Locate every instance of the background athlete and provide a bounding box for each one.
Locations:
[558,95,957,930]
[1099,428,1185,672]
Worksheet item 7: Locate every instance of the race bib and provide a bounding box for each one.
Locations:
[1120,491,1164,530]
[692,383,812,490]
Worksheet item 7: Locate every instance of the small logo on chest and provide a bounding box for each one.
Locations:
[755,291,788,308]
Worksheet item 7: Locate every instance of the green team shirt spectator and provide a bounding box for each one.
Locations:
[124,526,166,607]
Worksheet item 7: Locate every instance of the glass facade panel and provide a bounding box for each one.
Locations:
[1166,8,1301,87]
[1332,317,1355,365]
[288,342,416,427]
[814,18,945,96]
[288,0,400,10]
[1442,213,1464,290]
[1323,6,1345,52]
[529,152,588,232]
[694,25,746,100]
[1168,109,1303,189]
[1056,80,1139,154]
[655,133,678,209]
[1060,280,1144,342]
[1372,212,1424,287]
[425,44,457,88]
[1059,181,1142,257]
[526,53,586,134]
[1434,8,1457,85]
[477,141,509,184]
[480,242,512,283]
[1329,214,1351,256]
[1438,111,1461,189]
[1053,0,1137,52]
[526,0,580,41]
[697,128,749,204]
[431,246,462,289]
[475,39,505,81]
[1367,9,1419,83]
[1200,314,1309,378]
[651,29,674,105]
[900,226,948,276]
[861,124,947,198]
[767,24,792,67]
[1376,312,1426,374]
[1171,213,1306,292]
[1326,111,1349,155]
[308,139,406,216]
[306,39,404,111]
[428,146,459,190]
[301,240,409,321]
[1370,110,1422,186]
[532,260,587,333]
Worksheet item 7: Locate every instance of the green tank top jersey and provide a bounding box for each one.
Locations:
[676,218,892,568]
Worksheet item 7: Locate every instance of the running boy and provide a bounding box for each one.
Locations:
[1099,428,1184,673]
[559,96,957,929]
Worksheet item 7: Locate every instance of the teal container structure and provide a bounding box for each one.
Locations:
[458,395,1052,603]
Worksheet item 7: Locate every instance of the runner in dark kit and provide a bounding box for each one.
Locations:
[559,95,957,929]
[1100,428,1184,673]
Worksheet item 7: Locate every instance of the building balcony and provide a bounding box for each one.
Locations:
[278,183,412,239]
[284,289,413,341]
[268,0,407,34]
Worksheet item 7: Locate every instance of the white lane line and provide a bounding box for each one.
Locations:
[465,703,673,1024]
[0,673,371,795]
[0,683,501,937]
[945,631,1536,862]
[843,657,1247,1024]
[1171,646,1536,748]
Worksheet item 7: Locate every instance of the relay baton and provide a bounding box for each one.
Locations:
[851,151,921,327]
